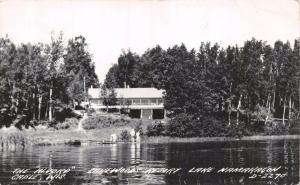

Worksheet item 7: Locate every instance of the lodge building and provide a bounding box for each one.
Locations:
[88,87,165,119]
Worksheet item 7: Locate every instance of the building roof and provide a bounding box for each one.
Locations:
[88,87,164,99]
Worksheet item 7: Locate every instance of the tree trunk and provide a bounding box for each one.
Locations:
[264,115,269,125]
[228,83,232,126]
[272,89,276,111]
[282,96,286,125]
[33,92,36,120]
[26,97,29,109]
[83,76,86,102]
[236,94,242,125]
[288,96,292,120]
[38,95,42,121]
[228,102,231,126]
[299,79,300,119]
[268,94,271,113]
[73,99,76,109]
[265,94,271,125]
[49,88,52,121]
[10,83,16,113]
[16,93,19,114]
[266,97,269,111]
[45,102,48,119]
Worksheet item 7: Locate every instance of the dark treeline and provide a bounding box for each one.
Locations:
[0,34,98,128]
[105,38,300,135]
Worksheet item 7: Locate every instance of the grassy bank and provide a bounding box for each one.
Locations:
[0,113,298,148]
[1,127,299,148]
[0,114,154,147]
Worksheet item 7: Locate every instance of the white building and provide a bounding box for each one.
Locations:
[88,87,165,119]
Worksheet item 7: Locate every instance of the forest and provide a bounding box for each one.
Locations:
[104,38,300,137]
[0,34,299,137]
[0,34,99,128]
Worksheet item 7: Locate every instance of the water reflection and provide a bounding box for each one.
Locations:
[0,139,299,185]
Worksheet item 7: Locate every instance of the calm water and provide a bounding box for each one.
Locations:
[0,139,299,185]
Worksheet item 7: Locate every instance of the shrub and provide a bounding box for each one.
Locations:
[86,108,95,115]
[225,123,249,138]
[166,113,197,137]
[263,122,289,135]
[134,121,144,135]
[197,117,229,137]
[0,107,16,128]
[165,113,254,138]
[55,118,79,130]
[146,121,166,136]
[44,120,58,129]
[54,107,81,122]
[81,115,130,130]
[119,130,130,141]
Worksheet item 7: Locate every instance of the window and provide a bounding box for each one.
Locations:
[90,99,102,104]
[132,99,140,105]
[141,99,149,105]
[150,99,157,104]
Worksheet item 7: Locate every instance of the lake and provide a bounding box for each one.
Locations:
[0,139,299,185]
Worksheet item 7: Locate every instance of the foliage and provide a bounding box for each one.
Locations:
[225,122,255,138]
[103,64,120,88]
[263,122,290,135]
[81,114,130,130]
[161,113,257,138]
[0,34,98,128]
[53,118,79,130]
[165,113,230,137]
[63,35,99,104]
[134,121,144,135]
[101,86,118,109]
[104,38,300,137]
[54,107,81,122]
[146,121,166,136]
[119,130,130,141]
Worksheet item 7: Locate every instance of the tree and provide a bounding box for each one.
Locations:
[101,86,118,111]
[44,32,64,121]
[63,35,99,105]
[117,50,140,88]
[103,64,120,88]
[102,38,300,128]
[0,36,17,127]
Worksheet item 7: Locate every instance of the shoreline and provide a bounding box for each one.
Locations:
[0,127,299,148]
[141,135,300,144]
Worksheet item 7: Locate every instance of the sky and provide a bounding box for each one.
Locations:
[0,0,299,83]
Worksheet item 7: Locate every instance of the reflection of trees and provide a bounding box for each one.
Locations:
[130,142,140,166]
[283,140,299,184]
[0,140,299,185]
[266,140,273,165]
